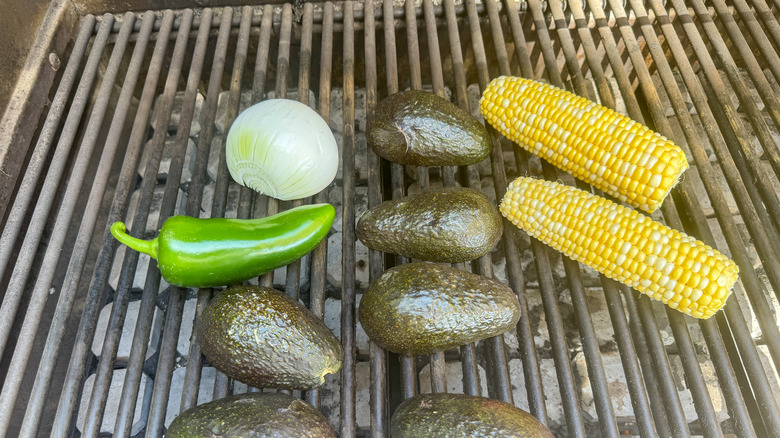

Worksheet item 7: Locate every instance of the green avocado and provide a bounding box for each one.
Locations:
[390,393,554,438]
[367,90,491,166]
[166,392,336,438]
[198,285,343,390]
[358,262,521,355]
[356,186,503,263]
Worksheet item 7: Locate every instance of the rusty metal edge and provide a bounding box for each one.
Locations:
[0,0,79,227]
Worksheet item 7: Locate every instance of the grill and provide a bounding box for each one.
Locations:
[1,0,780,436]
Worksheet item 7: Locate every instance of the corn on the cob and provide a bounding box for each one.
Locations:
[481,76,689,213]
[500,177,738,319]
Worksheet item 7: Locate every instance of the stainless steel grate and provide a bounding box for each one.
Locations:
[1,0,780,436]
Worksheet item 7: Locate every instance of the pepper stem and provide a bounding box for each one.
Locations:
[110,222,159,259]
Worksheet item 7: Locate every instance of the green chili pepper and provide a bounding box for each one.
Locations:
[110,203,335,288]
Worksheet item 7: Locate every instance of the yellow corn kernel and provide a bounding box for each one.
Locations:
[481,76,689,213]
[500,177,739,319]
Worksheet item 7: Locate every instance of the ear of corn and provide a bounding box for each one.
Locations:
[481,76,689,213]
[500,177,738,319]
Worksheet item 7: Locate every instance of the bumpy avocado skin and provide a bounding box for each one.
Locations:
[166,392,336,438]
[356,186,502,263]
[367,90,491,166]
[198,285,343,390]
[390,393,554,438]
[358,262,521,355]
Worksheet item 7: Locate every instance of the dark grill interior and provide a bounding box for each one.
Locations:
[1,0,780,436]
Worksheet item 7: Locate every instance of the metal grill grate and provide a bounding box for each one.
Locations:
[1,0,780,436]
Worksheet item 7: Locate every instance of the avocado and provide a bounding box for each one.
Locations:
[198,285,343,390]
[367,90,491,166]
[358,262,521,355]
[356,186,502,263]
[390,393,554,438]
[166,392,336,437]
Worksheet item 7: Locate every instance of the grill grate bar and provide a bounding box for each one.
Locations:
[242,3,271,304]
[620,284,673,437]
[673,0,780,235]
[180,5,237,411]
[83,12,186,437]
[668,0,780,433]
[700,317,757,437]
[0,15,113,362]
[589,2,710,435]
[404,0,442,394]
[363,0,389,434]
[294,0,319,402]
[464,0,514,405]
[341,3,358,436]
[217,5,261,401]
[144,287,186,437]
[728,298,779,432]
[308,0,335,411]
[49,12,175,436]
[121,9,200,435]
[637,296,692,436]
[710,0,780,154]
[209,5,248,402]
[378,0,418,403]
[513,0,589,434]
[626,0,780,430]
[3,12,124,436]
[543,1,624,435]
[0,15,95,281]
[716,307,771,436]
[442,0,485,401]
[580,5,677,432]
[18,11,157,437]
[148,5,254,434]
[620,1,761,436]
[602,283,658,437]
[406,1,428,191]
[620,0,780,435]
[731,0,780,86]
[177,8,220,413]
[405,0,423,94]
[647,0,780,365]
[667,310,722,437]
[283,3,312,306]
[724,298,780,434]
[556,1,659,436]
[604,2,718,435]
[703,0,780,258]
[497,0,548,421]
[422,0,450,396]
[83,11,195,437]
[424,0,446,98]
[442,0,487,401]
[748,0,780,54]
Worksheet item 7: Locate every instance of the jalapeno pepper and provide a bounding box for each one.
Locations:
[110,203,335,288]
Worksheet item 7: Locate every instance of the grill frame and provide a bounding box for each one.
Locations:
[0,0,779,436]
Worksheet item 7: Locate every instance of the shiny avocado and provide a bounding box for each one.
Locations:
[166,392,336,438]
[358,262,521,355]
[198,285,343,390]
[367,90,491,166]
[356,186,502,263]
[390,393,554,437]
